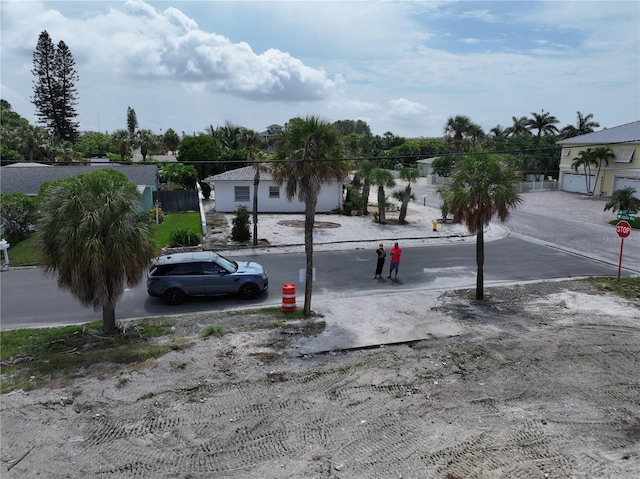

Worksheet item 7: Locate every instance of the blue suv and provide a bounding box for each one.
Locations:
[147,251,269,305]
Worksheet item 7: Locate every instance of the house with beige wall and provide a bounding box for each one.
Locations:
[558,120,640,196]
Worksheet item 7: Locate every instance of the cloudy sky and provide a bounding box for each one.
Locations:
[1,0,638,139]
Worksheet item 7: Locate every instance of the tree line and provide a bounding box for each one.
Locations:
[2,30,604,182]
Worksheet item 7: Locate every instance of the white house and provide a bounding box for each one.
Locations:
[205,165,344,213]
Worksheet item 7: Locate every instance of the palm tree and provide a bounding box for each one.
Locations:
[604,187,640,214]
[527,110,560,137]
[136,128,158,161]
[238,128,266,246]
[468,123,485,148]
[215,122,243,153]
[22,124,51,162]
[590,146,614,196]
[37,169,156,334]
[505,116,531,137]
[440,154,522,300]
[110,129,131,161]
[571,150,598,195]
[561,111,600,138]
[443,115,475,162]
[356,159,376,215]
[271,116,349,317]
[162,128,180,154]
[370,168,395,224]
[489,125,508,140]
[396,167,420,224]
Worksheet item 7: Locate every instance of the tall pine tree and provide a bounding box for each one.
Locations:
[126,107,138,137]
[32,31,79,143]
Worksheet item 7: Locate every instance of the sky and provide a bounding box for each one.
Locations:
[1,0,639,139]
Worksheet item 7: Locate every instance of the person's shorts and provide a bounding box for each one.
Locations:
[390,261,399,271]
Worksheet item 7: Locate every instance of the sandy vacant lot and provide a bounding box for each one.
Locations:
[2,279,639,478]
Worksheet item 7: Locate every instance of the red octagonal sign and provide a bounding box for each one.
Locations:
[617,220,632,238]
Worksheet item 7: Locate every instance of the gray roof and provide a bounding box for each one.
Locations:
[1,164,159,196]
[205,165,275,183]
[558,120,640,145]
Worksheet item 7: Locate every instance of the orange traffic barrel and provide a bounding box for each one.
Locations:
[281,284,296,312]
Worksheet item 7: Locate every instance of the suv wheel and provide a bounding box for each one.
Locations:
[238,282,260,299]
[163,287,186,305]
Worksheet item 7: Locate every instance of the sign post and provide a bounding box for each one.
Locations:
[616,220,632,280]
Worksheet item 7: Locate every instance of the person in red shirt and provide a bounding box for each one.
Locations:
[387,242,402,279]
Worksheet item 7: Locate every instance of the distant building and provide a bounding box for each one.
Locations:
[558,120,640,196]
[259,124,283,151]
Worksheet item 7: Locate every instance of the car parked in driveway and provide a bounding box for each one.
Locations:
[147,251,269,305]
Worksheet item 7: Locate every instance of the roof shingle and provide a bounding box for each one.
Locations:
[1,164,159,195]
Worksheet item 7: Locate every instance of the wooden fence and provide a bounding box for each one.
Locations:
[153,190,199,213]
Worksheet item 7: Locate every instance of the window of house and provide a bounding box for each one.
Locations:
[614,148,635,163]
[269,186,280,198]
[234,186,250,202]
[561,148,571,156]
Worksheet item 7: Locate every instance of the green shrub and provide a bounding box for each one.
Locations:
[231,205,251,242]
[344,185,362,210]
[0,193,38,244]
[200,181,212,199]
[169,227,201,247]
[200,325,225,338]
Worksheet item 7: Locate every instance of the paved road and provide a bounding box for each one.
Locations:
[413,184,640,273]
[2,188,637,330]
[0,236,620,330]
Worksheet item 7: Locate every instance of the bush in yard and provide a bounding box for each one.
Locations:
[231,205,251,242]
[199,181,212,199]
[0,193,38,244]
[169,227,201,247]
[149,207,164,224]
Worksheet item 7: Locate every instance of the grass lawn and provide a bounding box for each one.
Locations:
[4,212,202,267]
[153,212,202,254]
[609,217,640,229]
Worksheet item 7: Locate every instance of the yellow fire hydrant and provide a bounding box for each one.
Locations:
[432,220,438,232]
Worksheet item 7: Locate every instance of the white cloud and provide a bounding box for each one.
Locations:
[2,0,338,102]
[0,0,637,138]
[389,98,429,118]
[459,9,499,23]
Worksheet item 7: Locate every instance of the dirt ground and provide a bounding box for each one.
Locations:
[1,279,639,478]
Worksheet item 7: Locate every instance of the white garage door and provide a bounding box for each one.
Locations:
[561,173,592,194]
[613,176,640,193]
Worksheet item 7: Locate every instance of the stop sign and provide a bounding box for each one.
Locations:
[616,220,632,238]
